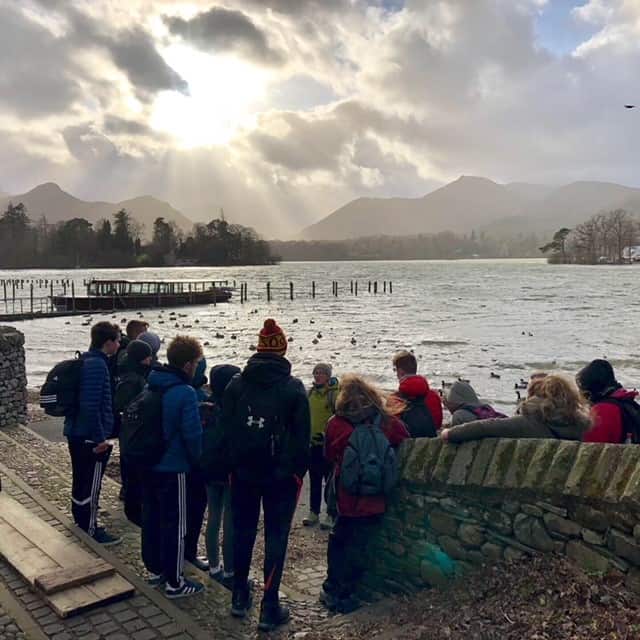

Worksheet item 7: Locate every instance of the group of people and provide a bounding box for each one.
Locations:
[60,315,640,631]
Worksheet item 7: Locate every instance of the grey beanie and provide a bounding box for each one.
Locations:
[138,331,161,356]
[445,381,481,409]
[126,339,152,364]
[313,363,332,376]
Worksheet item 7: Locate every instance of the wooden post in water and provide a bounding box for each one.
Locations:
[267,282,271,302]
[355,281,358,296]
[3,281,6,308]
[374,281,378,295]
[30,284,33,314]
[289,282,294,301]
[312,281,316,298]
[350,280,354,294]
[389,282,393,294]
[383,281,387,293]
[368,281,371,294]
[50,282,54,312]
[72,282,76,312]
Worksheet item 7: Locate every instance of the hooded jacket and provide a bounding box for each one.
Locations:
[63,349,114,444]
[325,408,409,518]
[388,375,443,430]
[446,381,499,426]
[308,377,339,445]
[192,357,208,402]
[222,352,311,484]
[114,354,150,413]
[147,365,202,473]
[446,399,591,443]
[583,388,639,443]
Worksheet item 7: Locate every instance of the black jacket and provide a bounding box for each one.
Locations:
[222,353,310,484]
[114,355,150,414]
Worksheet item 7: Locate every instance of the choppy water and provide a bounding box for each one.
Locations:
[2,259,639,413]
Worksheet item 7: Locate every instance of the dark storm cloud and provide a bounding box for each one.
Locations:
[103,115,154,136]
[164,6,284,66]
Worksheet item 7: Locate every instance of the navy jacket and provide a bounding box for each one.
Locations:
[63,349,114,444]
[147,365,202,473]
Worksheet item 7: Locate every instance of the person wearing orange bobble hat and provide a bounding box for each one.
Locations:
[222,318,310,632]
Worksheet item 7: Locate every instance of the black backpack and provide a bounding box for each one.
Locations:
[39,353,84,417]
[199,404,230,483]
[229,381,287,482]
[120,383,183,469]
[600,397,640,443]
[400,396,437,438]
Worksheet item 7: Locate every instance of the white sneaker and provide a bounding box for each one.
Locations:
[319,513,335,530]
[302,512,319,526]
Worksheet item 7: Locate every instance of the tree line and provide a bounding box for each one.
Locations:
[270,230,544,262]
[0,203,277,268]
[540,209,638,264]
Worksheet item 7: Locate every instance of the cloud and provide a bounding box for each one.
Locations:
[0,4,83,117]
[164,6,284,66]
[103,115,154,136]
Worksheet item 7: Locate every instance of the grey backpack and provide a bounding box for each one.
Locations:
[340,414,398,496]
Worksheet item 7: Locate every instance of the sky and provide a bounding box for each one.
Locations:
[1,0,639,237]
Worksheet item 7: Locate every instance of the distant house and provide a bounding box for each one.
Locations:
[622,246,640,263]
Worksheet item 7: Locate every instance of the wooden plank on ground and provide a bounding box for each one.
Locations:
[35,560,115,595]
[0,493,134,617]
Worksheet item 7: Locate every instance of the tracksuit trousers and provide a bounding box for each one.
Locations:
[308,445,330,515]
[141,471,187,588]
[184,470,208,563]
[231,477,299,604]
[67,438,112,536]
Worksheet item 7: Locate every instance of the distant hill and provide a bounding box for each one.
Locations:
[0,183,193,235]
[302,177,640,240]
[302,176,529,240]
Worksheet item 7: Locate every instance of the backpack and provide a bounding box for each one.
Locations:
[119,382,183,469]
[340,414,398,496]
[39,353,84,417]
[464,405,508,420]
[599,397,640,443]
[400,397,437,438]
[199,404,230,482]
[229,381,287,481]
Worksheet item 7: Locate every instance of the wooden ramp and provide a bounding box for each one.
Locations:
[0,492,134,617]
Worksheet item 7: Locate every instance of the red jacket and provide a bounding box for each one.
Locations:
[388,375,443,430]
[325,414,409,518]
[583,388,638,443]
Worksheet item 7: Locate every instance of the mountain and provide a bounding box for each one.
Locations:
[302,177,640,241]
[301,176,528,240]
[0,183,192,234]
[484,181,640,236]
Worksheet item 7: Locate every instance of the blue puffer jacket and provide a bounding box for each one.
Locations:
[63,349,114,444]
[147,365,203,473]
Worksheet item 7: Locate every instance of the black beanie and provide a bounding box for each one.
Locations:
[127,339,152,365]
[210,364,241,400]
[576,359,619,400]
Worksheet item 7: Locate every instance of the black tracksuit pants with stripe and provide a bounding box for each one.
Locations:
[141,471,187,588]
[68,438,112,536]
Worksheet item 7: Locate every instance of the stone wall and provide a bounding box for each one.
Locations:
[0,326,27,428]
[363,437,640,596]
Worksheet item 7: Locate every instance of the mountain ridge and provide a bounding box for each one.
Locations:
[0,182,193,235]
[301,176,640,240]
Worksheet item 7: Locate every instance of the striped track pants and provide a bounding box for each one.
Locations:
[68,438,112,536]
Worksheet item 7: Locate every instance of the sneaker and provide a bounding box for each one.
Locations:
[319,513,335,530]
[92,527,122,546]
[258,603,290,632]
[146,573,166,588]
[231,586,253,618]
[188,556,210,572]
[319,587,339,611]
[165,578,204,599]
[302,512,319,527]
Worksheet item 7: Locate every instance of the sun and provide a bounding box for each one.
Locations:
[151,45,270,148]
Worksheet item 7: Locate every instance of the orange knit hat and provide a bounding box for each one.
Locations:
[257,318,287,355]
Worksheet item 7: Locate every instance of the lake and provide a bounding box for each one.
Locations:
[1,259,638,413]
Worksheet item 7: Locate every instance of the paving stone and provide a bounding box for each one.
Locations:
[95,620,120,636]
[124,618,149,633]
[148,614,172,628]
[114,609,139,624]
[139,605,162,619]
[158,623,183,638]
[133,629,159,640]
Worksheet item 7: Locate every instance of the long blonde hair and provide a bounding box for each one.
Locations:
[335,373,388,422]
[522,373,591,430]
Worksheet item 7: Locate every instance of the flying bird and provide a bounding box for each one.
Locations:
[624,105,636,109]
